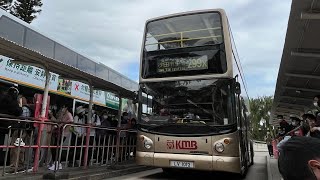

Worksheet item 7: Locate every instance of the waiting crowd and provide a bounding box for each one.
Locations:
[265,95,320,180]
[0,86,137,173]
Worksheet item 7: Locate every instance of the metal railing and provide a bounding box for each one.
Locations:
[0,115,137,176]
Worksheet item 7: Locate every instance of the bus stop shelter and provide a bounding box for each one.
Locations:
[270,0,320,125]
[0,10,138,97]
[0,10,138,171]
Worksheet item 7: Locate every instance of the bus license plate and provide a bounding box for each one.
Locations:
[170,161,194,168]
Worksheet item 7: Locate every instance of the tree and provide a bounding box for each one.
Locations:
[249,96,274,141]
[10,0,43,24]
[0,0,13,11]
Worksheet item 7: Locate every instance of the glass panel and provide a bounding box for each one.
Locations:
[25,29,54,58]
[145,12,223,51]
[109,71,121,86]
[77,55,96,75]
[55,43,77,67]
[139,79,234,126]
[95,64,109,81]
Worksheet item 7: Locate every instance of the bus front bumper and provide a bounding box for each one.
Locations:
[136,151,241,173]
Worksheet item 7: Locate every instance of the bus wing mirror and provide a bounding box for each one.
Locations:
[133,91,138,104]
[235,82,241,95]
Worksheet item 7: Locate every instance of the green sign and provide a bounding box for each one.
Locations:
[105,92,120,110]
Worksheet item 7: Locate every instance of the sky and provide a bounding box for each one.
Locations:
[31,0,292,98]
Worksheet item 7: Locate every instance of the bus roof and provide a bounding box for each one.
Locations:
[145,9,226,23]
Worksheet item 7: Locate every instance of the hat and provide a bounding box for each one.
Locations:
[76,106,86,114]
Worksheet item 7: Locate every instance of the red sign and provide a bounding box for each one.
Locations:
[166,140,197,150]
[75,83,80,91]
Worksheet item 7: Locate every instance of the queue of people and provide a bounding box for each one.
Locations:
[0,86,137,173]
[272,95,320,180]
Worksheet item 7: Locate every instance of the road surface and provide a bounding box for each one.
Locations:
[106,151,268,180]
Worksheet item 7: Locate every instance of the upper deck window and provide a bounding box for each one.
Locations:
[145,12,223,51]
[142,12,227,78]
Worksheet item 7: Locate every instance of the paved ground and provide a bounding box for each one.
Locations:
[105,151,268,180]
[268,156,282,180]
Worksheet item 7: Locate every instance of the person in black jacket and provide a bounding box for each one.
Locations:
[278,137,320,180]
[0,87,22,132]
[0,87,22,167]
[0,87,22,116]
[278,115,292,134]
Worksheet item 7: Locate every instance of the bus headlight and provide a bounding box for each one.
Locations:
[144,140,153,149]
[215,142,224,153]
[140,135,153,149]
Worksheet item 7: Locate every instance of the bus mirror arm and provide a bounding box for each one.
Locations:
[235,82,241,95]
[133,91,139,104]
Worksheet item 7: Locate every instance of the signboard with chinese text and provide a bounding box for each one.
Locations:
[0,55,59,91]
[71,81,106,106]
[157,55,208,73]
[0,55,122,110]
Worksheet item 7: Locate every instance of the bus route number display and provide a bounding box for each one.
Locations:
[157,55,208,73]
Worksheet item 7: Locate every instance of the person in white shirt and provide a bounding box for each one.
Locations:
[85,108,101,165]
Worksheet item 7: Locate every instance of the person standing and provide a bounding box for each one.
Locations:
[265,134,273,157]
[8,93,26,172]
[48,106,73,171]
[87,109,101,165]
[278,137,320,180]
[70,106,86,166]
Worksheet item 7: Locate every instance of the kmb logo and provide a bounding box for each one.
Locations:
[166,140,197,150]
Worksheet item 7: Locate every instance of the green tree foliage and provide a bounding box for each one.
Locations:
[10,0,43,24]
[249,96,274,141]
[0,0,13,11]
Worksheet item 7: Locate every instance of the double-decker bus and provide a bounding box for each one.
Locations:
[136,9,253,176]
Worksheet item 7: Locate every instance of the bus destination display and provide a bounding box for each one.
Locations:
[157,55,208,73]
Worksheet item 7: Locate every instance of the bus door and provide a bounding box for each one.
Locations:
[241,99,249,164]
[235,81,247,172]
